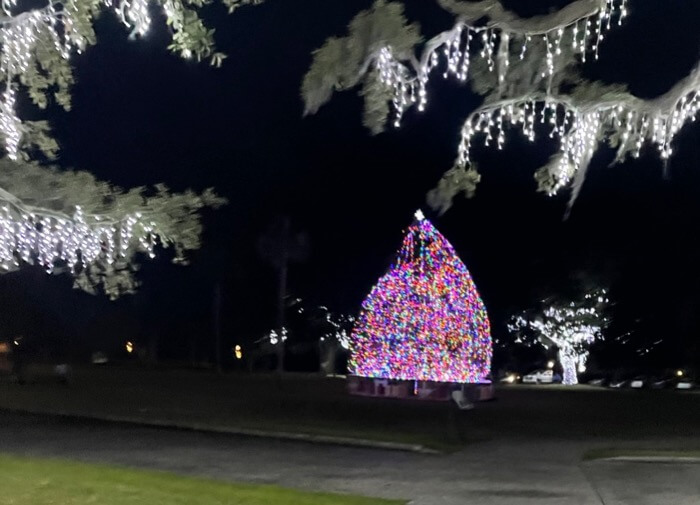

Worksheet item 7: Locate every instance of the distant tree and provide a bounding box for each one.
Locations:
[256,301,354,374]
[509,288,610,385]
[308,305,353,375]
[257,217,309,373]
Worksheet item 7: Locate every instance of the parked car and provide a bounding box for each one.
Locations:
[16,363,72,385]
[522,369,553,384]
[608,378,627,388]
[629,376,646,389]
[499,373,519,384]
[91,351,109,365]
[651,377,673,389]
[675,378,695,390]
[588,377,607,387]
[10,336,71,385]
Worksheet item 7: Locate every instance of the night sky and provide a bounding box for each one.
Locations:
[2,0,700,368]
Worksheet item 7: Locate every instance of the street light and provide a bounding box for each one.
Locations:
[547,360,555,369]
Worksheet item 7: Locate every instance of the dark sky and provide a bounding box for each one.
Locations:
[4,0,700,366]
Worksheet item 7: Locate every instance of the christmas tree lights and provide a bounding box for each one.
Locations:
[350,210,491,383]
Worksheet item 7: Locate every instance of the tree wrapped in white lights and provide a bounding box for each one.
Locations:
[509,289,609,385]
[303,0,700,210]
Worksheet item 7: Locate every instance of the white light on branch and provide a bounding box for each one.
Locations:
[374,0,625,130]
[454,90,700,195]
[0,202,158,274]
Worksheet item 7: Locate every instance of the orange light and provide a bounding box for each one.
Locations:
[234,345,243,360]
[125,341,134,354]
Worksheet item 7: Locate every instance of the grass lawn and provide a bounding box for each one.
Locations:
[1,367,699,450]
[0,454,404,505]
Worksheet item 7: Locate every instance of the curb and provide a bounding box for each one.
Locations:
[601,456,700,464]
[1,408,440,455]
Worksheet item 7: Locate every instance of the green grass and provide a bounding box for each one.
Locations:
[2,368,699,451]
[583,448,700,461]
[0,454,404,505]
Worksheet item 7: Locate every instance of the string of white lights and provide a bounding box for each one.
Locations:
[0,0,237,158]
[374,0,625,128]
[369,0,700,197]
[451,73,700,194]
[0,189,159,274]
[0,0,147,158]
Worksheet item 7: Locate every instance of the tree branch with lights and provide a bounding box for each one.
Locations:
[0,159,225,298]
[0,0,261,160]
[0,0,259,296]
[302,0,699,211]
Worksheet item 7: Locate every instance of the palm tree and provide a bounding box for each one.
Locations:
[258,217,309,373]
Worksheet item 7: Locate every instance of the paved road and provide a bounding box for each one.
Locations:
[0,412,698,505]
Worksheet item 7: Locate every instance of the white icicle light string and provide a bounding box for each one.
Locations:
[0,0,171,158]
[0,200,159,274]
[374,0,627,130]
[454,88,700,194]
[373,0,700,196]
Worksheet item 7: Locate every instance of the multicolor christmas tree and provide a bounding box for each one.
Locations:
[350,210,492,383]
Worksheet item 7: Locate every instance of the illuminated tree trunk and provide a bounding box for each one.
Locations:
[559,349,578,386]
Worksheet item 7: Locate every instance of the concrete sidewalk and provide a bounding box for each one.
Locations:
[1,411,698,504]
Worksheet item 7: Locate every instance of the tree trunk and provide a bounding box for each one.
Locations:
[148,333,159,365]
[275,218,290,375]
[560,349,578,386]
[276,261,287,374]
[190,331,198,367]
[320,342,337,375]
[213,282,222,374]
